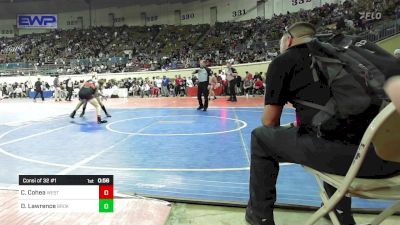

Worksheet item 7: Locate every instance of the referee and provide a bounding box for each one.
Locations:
[33,78,44,102]
[193,60,212,111]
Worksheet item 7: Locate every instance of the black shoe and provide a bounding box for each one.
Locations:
[97,116,107,124]
[245,207,275,225]
[79,113,84,118]
[70,110,76,119]
[203,108,207,112]
[97,119,107,124]
[197,106,203,110]
[106,113,112,118]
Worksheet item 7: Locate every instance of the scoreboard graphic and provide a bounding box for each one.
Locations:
[18,175,114,213]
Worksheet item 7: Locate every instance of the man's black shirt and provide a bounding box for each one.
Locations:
[34,81,42,91]
[265,44,331,134]
[264,43,386,143]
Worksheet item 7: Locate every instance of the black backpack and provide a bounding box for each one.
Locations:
[295,36,400,141]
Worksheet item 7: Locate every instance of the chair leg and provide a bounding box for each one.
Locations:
[315,177,342,225]
[306,175,345,225]
[370,200,400,225]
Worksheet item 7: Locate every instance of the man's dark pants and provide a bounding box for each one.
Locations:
[34,90,44,101]
[248,126,400,222]
[197,81,209,109]
[229,79,237,101]
[66,88,73,101]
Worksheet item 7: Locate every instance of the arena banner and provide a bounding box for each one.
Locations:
[17,14,58,29]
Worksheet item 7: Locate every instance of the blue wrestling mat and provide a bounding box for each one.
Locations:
[0,106,393,209]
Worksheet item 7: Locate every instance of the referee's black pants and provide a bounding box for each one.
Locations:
[34,90,44,101]
[229,79,237,101]
[66,88,73,101]
[197,81,209,109]
[248,126,400,224]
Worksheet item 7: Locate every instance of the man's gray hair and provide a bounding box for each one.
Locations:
[394,49,400,57]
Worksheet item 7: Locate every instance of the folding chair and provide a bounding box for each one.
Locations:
[305,103,400,225]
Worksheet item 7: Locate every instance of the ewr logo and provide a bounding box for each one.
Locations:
[17,15,58,29]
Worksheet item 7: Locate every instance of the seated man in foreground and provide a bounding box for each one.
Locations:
[245,22,400,225]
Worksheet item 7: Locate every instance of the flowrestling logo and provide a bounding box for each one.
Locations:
[17,14,58,29]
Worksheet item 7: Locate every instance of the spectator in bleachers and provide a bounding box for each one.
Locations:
[186,76,194,88]
[150,78,160,97]
[245,71,253,80]
[191,74,198,86]
[140,80,151,98]
[168,82,175,97]
[209,73,218,100]
[12,85,22,98]
[251,72,260,81]
[1,0,394,75]
[243,76,253,97]
[253,78,265,96]
[174,75,183,97]
[155,76,162,96]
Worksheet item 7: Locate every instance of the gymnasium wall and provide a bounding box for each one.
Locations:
[0,0,341,37]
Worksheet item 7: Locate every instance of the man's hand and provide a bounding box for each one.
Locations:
[385,76,400,114]
[262,105,283,127]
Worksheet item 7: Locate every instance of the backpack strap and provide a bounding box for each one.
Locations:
[314,56,342,64]
[307,40,344,83]
[310,56,319,82]
[293,99,335,116]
